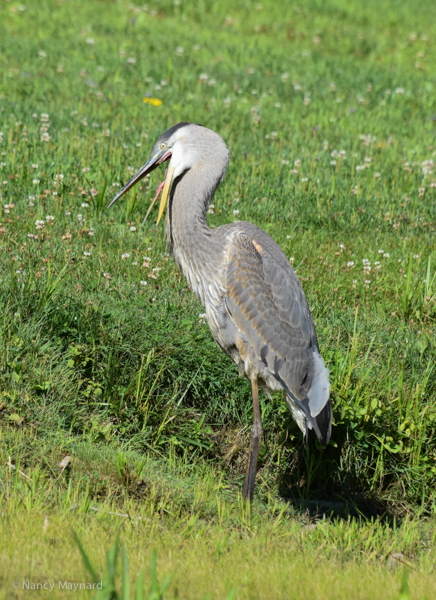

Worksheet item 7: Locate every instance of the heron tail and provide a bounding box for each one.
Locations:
[306,351,332,446]
[309,398,332,446]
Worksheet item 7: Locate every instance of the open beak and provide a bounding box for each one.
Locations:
[107,150,172,222]
[156,163,175,225]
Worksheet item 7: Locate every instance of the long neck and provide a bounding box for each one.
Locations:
[165,149,229,305]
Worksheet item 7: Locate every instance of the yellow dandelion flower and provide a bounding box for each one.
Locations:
[143,98,162,107]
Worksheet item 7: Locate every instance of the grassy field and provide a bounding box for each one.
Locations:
[1,0,436,597]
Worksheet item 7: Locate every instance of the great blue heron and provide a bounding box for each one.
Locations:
[109,123,332,502]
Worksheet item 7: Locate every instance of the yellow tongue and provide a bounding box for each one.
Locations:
[157,163,175,225]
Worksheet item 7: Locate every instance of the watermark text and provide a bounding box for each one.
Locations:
[12,581,102,591]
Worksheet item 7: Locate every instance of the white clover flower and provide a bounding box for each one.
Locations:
[383,253,389,258]
[199,313,207,323]
[84,251,91,256]
[82,167,90,173]
[233,209,240,216]
[81,203,89,208]
[45,215,54,221]
[130,226,137,231]
[301,177,308,183]
[121,253,130,260]
[176,46,184,55]
[413,254,419,259]
[140,280,147,286]
[289,257,295,264]
[65,211,71,216]
[347,261,354,267]
[103,272,111,279]
[127,57,136,64]
[33,179,40,185]
[143,256,151,262]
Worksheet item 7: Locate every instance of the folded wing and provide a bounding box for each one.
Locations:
[225,231,331,443]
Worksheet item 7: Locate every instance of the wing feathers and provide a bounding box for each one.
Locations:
[226,232,329,426]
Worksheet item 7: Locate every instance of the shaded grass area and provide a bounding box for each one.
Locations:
[1,427,436,599]
[0,0,436,595]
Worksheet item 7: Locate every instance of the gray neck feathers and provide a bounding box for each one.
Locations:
[165,134,229,303]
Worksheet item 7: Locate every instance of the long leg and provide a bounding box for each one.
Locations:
[242,379,263,503]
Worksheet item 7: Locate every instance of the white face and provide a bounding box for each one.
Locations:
[168,126,202,179]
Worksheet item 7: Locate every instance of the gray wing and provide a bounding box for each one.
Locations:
[225,231,321,407]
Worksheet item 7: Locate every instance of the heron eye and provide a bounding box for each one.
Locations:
[160,142,167,150]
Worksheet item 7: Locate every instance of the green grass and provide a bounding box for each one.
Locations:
[2,427,436,600]
[0,0,436,597]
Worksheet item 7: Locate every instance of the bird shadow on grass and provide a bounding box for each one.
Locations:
[274,420,399,526]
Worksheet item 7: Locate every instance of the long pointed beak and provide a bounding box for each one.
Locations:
[107,151,165,209]
[157,163,175,225]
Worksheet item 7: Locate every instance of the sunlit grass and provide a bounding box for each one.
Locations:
[1,428,436,599]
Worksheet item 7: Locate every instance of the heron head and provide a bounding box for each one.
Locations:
[108,122,205,223]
